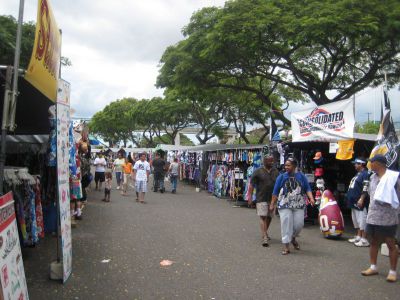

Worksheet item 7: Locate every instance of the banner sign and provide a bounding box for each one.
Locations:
[56,82,72,283]
[0,192,29,300]
[291,99,355,142]
[25,0,61,102]
[57,79,70,106]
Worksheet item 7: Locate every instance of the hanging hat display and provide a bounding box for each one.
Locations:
[314,167,324,177]
[313,151,324,164]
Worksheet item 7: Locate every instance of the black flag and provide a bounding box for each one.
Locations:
[368,89,400,170]
[270,117,281,142]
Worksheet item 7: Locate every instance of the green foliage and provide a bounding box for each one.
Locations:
[89,98,139,146]
[90,97,193,147]
[158,0,400,110]
[164,88,229,144]
[0,15,35,69]
[355,121,380,134]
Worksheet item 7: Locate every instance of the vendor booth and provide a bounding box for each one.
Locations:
[278,133,376,213]
[162,143,269,202]
[0,1,77,295]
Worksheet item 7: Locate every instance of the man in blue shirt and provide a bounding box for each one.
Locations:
[347,158,370,247]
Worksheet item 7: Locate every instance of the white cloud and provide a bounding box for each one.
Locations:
[1,0,226,117]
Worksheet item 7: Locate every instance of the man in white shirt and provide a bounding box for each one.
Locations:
[94,152,107,190]
[133,153,150,203]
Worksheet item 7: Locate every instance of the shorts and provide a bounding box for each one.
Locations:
[104,188,111,196]
[123,173,131,184]
[95,172,105,183]
[366,223,398,239]
[256,202,274,218]
[351,208,367,230]
[136,180,147,193]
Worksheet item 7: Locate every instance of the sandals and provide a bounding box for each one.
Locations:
[291,239,300,250]
[281,249,290,255]
[262,238,269,247]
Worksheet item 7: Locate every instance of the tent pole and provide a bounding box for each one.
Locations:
[9,0,25,131]
[0,67,13,195]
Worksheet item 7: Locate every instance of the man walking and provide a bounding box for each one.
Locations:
[248,156,279,247]
[347,158,370,247]
[152,153,166,193]
[94,152,107,191]
[168,158,180,194]
[361,155,399,282]
[133,153,151,203]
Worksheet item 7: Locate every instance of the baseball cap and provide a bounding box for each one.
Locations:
[313,151,322,160]
[316,178,325,189]
[368,154,387,165]
[352,158,366,165]
[315,167,324,177]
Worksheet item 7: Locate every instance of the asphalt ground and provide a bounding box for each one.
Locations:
[23,178,399,299]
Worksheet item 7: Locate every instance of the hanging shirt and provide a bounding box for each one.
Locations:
[134,160,150,181]
[336,139,355,160]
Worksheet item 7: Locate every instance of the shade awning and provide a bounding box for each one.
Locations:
[1,69,53,135]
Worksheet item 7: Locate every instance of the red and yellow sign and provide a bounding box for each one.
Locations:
[25,0,61,102]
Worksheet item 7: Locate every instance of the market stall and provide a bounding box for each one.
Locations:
[276,134,376,212]
[161,144,269,202]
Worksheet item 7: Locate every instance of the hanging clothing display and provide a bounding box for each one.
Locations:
[336,139,355,160]
[3,169,44,247]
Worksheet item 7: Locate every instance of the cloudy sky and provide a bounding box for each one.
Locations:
[1,0,399,124]
[2,0,226,117]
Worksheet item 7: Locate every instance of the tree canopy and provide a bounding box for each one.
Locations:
[157,0,400,110]
[90,97,194,148]
[355,121,380,134]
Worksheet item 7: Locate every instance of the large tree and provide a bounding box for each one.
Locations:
[156,96,191,145]
[157,0,400,110]
[165,88,229,144]
[90,98,139,147]
[126,97,192,147]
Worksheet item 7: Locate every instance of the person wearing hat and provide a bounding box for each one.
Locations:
[361,154,400,282]
[346,158,370,247]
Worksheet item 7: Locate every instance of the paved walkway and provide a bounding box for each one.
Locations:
[23,179,399,299]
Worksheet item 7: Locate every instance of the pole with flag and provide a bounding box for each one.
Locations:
[269,106,281,145]
[367,74,400,170]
